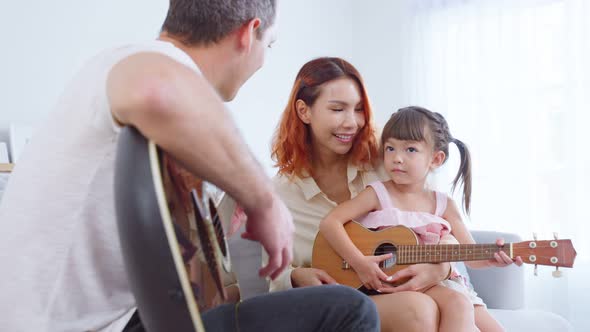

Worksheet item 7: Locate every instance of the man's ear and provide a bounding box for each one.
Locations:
[431,150,446,169]
[296,100,311,124]
[237,18,261,52]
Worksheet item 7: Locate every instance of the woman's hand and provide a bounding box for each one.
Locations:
[350,254,394,291]
[488,238,524,267]
[291,267,338,287]
[380,263,450,293]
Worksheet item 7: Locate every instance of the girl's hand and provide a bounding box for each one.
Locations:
[291,267,338,287]
[380,263,449,293]
[350,253,394,291]
[489,238,524,267]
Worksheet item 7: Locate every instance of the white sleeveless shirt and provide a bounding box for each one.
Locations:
[0,41,199,332]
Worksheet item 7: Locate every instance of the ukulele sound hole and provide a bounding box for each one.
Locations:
[375,243,397,269]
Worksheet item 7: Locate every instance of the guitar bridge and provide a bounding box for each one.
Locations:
[342,260,351,270]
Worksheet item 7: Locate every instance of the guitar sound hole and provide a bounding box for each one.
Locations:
[375,243,397,269]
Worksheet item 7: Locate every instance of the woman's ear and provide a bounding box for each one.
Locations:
[430,150,446,169]
[296,99,311,124]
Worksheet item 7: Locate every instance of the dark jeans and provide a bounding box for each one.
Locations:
[124,285,379,332]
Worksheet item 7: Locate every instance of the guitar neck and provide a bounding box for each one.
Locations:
[396,243,511,264]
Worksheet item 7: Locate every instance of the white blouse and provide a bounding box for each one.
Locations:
[269,164,388,291]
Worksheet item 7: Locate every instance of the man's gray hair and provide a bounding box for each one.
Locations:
[162,0,277,45]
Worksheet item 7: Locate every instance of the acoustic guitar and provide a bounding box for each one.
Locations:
[312,221,577,289]
[115,126,239,332]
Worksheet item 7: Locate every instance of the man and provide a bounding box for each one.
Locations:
[0,1,379,331]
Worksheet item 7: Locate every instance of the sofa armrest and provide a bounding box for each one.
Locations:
[468,230,525,310]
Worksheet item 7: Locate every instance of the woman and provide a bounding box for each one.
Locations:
[270,57,453,331]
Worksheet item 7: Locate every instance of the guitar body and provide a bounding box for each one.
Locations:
[312,222,419,289]
[161,155,240,310]
[115,127,239,332]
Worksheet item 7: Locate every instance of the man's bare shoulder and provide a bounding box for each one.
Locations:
[109,51,197,82]
[106,49,208,127]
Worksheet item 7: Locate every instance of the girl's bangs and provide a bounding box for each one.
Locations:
[384,111,428,142]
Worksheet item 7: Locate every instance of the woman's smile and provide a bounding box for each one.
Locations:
[333,133,355,143]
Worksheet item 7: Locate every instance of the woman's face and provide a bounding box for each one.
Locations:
[298,77,366,158]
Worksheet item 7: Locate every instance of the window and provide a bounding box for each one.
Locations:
[400,0,589,326]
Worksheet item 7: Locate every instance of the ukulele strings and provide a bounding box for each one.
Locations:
[367,244,504,252]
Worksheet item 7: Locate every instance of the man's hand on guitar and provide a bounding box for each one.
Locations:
[241,194,295,280]
[351,254,395,291]
[291,268,338,287]
[378,263,450,293]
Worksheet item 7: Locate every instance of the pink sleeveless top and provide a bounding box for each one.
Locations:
[359,181,451,245]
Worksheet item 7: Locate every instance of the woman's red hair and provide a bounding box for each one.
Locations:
[271,57,379,178]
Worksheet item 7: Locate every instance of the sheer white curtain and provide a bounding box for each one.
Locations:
[397,0,589,329]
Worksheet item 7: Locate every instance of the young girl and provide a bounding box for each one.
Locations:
[319,106,523,332]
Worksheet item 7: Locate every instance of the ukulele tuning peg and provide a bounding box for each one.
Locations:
[552,267,563,278]
[553,232,558,240]
[534,264,538,276]
[533,232,538,241]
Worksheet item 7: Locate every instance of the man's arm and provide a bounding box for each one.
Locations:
[107,52,269,210]
[106,52,293,279]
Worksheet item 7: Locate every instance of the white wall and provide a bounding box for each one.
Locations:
[350,2,411,127]
[0,0,168,143]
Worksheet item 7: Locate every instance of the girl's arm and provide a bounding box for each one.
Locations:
[442,198,522,269]
[319,187,379,264]
[318,187,392,289]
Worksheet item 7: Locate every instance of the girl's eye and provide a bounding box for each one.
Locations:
[332,108,344,112]
[355,108,364,113]
[407,147,417,152]
[385,146,394,152]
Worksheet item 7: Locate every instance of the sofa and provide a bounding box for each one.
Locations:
[228,229,572,331]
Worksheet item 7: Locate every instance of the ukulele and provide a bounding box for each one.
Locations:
[115,126,239,332]
[311,221,577,289]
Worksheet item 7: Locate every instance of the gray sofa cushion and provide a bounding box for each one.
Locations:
[469,230,525,310]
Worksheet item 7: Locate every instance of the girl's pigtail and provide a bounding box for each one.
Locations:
[451,138,472,215]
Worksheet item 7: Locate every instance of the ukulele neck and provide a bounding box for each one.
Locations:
[393,243,509,265]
